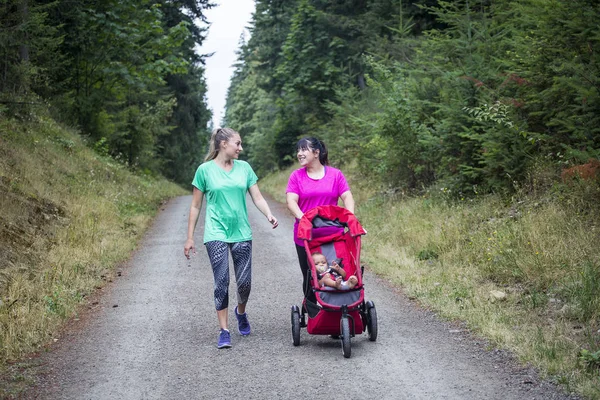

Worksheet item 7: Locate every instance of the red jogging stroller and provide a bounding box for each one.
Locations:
[290,205,378,358]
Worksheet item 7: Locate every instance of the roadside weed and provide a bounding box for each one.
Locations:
[0,116,185,365]
[579,349,600,372]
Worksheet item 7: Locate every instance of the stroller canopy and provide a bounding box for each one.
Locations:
[297,205,366,241]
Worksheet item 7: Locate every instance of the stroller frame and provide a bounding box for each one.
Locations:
[290,205,378,358]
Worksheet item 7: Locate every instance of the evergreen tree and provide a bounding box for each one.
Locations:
[0,0,61,104]
[157,0,213,183]
[225,0,600,193]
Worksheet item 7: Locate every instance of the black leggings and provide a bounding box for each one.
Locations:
[205,240,252,311]
[295,244,317,304]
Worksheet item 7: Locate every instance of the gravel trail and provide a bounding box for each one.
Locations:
[26,195,577,399]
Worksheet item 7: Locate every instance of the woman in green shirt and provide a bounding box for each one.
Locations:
[184,127,279,349]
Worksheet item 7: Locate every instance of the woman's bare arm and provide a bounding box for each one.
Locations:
[340,190,355,214]
[249,184,278,228]
[184,187,204,259]
[286,192,304,219]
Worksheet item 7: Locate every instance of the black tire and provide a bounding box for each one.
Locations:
[366,301,378,342]
[291,306,301,346]
[340,316,351,358]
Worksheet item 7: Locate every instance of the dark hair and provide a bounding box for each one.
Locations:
[296,137,329,166]
[205,127,239,161]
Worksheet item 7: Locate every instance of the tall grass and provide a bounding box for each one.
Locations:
[0,114,186,369]
[260,167,600,399]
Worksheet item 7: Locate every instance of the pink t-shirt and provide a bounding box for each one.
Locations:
[286,166,351,246]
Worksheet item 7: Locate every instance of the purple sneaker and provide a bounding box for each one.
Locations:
[235,306,251,336]
[217,329,231,349]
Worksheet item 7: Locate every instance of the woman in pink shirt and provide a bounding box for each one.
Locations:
[286,137,355,305]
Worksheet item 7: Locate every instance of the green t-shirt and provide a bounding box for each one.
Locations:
[192,159,258,243]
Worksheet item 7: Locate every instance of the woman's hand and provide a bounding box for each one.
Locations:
[184,238,196,259]
[267,214,279,229]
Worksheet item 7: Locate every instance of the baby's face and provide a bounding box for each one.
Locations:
[312,254,328,272]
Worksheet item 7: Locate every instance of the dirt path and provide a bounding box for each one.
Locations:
[25,195,578,399]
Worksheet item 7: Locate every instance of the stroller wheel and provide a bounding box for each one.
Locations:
[366,301,378,342]
[340,316,351,358]
[291,305,301,346]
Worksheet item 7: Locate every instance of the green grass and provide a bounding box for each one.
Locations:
[260,167,600,399]
[0,112,186,396]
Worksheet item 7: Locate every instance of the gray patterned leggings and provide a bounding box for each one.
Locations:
[205,240,252,311]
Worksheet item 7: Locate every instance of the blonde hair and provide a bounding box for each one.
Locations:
[205,127,239,161]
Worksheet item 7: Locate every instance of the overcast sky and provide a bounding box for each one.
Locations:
[199,1,256,129]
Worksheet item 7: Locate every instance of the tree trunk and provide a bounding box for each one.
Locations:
[19,0,29,62]
[357,73,366,90]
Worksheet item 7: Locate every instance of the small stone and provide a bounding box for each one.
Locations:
[489,290,507,302]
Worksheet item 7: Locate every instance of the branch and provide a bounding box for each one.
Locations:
[0,101,43,105]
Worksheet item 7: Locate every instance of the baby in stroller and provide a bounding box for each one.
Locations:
[311,252,358,291]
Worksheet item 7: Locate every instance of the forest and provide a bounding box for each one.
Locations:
[225,0,599,196]
[2,0,598,193]
[1,0,213,185]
